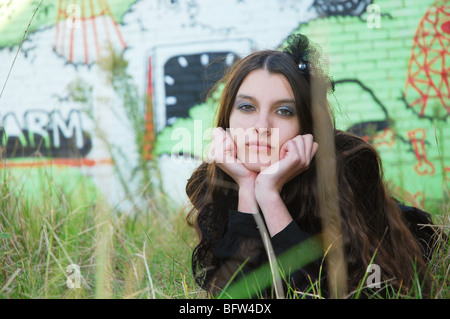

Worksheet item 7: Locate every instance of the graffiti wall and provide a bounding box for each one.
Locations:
[0,0,448,211]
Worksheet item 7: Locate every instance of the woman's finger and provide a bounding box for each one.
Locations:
[282,139,301,166]
[291,135,306,165]
[209,127,226,163]
[311,141,319,158]
[302,134,314,163]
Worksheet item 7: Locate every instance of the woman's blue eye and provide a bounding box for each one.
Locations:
[276,106,295,117]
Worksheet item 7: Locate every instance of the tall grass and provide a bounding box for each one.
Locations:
[0,43,204,299]
[0,164,204,299]
[1,161,448,299]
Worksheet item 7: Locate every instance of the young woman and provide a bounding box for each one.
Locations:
[186,34,437,298]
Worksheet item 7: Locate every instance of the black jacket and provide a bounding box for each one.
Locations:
[207,203,439,298]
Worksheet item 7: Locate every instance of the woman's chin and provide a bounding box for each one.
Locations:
[237,152,279,172]
[243,163,263,173]
[242,160,275,173]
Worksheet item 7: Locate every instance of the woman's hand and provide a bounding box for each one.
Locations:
[207,127,257,188]
[208,127,259,214]
[253,134,318,235]
[255,134,318,198]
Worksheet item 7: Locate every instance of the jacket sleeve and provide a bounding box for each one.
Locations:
[398,203,443,263]
[210,209,323,297]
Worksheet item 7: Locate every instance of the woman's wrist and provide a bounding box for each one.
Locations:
[255,187,293,237]
[255,187,282,208]
[237,179,259,214]
[237,177,255,190]
[254,181,280,204]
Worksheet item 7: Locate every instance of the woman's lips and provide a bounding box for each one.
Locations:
[246,142,272,152]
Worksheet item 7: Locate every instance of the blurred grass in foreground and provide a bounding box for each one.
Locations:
[0,164,448,299]
[0,164,204,299]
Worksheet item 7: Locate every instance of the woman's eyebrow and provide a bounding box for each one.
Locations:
[273,98,295,105]
[236,94,295,105]
[235,94,257,102]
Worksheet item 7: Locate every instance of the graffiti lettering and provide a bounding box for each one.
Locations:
[51,111,85,149]
[25,110,51,149]
[1,110,92,158]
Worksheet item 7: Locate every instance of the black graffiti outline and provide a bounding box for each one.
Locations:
[333,78,417,153]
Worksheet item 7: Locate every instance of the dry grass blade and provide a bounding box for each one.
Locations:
[0,0,43,99]
[253,212,285,299]
[311,63,348,298]
[135,240,156,299]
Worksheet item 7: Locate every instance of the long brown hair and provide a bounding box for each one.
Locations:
[186,36,430,297]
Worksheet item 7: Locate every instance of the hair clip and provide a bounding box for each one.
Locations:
[298,62,307,70]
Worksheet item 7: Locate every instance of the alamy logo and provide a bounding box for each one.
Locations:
[66,264,81,289]
[66,4,81,29]
[366,4,381,29]
[366,264,381,288]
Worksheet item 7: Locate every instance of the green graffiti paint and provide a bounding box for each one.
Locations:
[293,0,449,208]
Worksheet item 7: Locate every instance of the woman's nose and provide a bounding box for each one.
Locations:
[255,127,269,136]
[253,113,271,136]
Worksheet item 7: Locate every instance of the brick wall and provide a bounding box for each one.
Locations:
[0,0,447,211]
[296,0,449,208]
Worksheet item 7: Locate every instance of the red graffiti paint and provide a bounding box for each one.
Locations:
[404,1,450,119]
[413,191,426,208]
[54,0,126,64]
[0,158,113,168]
[365,128,396,148]
[144,56,155,160]
[407,129,435,176]
[442,20,450,34]
[444,166,450,182]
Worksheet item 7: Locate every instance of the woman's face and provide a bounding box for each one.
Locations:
[229,69,301,172]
